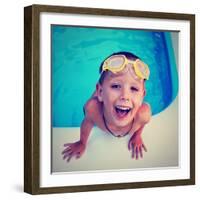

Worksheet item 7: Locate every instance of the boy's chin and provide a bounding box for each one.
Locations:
[113,118,133,128]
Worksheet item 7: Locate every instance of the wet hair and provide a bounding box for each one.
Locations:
[98,51,140,85]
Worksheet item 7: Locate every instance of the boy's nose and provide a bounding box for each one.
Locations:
[120,88,130,102]
[120,96,129,102]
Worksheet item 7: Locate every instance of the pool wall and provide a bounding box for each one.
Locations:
[51,26,179,127]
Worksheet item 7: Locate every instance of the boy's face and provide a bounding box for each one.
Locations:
[97,65,145,129]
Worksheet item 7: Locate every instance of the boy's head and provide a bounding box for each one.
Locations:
[97,51,150,128]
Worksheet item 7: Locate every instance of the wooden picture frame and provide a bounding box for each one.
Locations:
[24,4,195,194]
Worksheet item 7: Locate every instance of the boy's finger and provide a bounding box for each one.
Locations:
[63,150,74,160]
[142,144,147,152]
[128,141,131,150]
[62,150,73,158]
[63,153,69,160]
[64,143,73,147]
[139,147,143,158]
[135,147,138,160]
[62,147,71,154]
[67,156,72,162]
[79,150,85,158]
[67,153,73,162]
[131,144,135,158]
[63,155,67,160]
[76,153,81,159]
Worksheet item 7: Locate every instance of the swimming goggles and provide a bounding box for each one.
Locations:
[101,55,150,80]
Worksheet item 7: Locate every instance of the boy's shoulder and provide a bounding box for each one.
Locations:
[84,97,102,119]
[136,103,151,124]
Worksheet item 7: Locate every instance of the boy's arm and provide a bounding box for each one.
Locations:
[129,103,151,136]
[80,117,94,145]
[128,103,151,159]
[80,97,99,144]
[62,99,96,162]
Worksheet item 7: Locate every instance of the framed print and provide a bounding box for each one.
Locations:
[24,4,195,194]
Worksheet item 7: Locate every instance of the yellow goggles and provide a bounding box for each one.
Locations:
[102,55,150,80]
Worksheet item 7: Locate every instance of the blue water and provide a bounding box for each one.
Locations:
[52,25,178,127]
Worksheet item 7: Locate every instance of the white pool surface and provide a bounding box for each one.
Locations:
[52,97,178,173]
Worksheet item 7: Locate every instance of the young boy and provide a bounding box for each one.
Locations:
[62,51,151,162]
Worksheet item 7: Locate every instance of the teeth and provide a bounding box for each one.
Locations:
[115,106,131,111]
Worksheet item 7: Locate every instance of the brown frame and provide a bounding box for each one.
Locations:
[24,4,195,194]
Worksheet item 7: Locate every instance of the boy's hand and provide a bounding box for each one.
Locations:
[128,130,147,160]
[62,141,86,162]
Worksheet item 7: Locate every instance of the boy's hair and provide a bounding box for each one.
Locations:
[98,51,140,85]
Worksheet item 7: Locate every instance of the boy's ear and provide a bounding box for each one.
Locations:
[142,81,146,97]
[143,89,146,97]
[96,83,103,102]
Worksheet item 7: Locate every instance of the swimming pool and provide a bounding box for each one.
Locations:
[52,25,178,127]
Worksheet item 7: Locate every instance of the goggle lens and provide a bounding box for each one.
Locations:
[136,60,148,76]
[108,56,124,69]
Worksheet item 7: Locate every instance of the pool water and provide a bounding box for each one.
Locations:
[52,25,178,127]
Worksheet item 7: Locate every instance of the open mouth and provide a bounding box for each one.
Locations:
[115,105,132,118]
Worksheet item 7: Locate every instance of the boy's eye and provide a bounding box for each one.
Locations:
[111,84,121,89]
[130,86,139,92]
